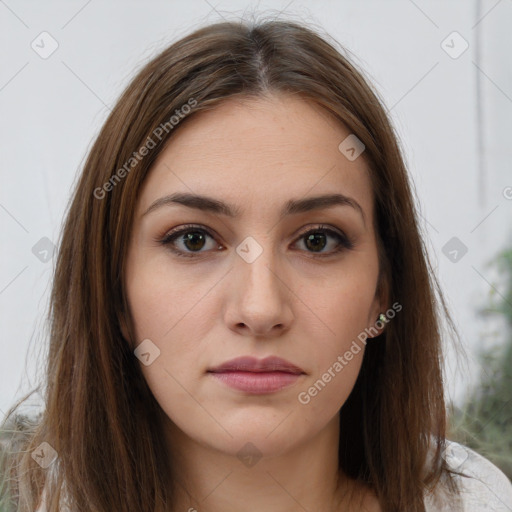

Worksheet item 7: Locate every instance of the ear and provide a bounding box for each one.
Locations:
[368,273,391,338]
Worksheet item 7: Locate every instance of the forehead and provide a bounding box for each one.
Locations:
[138,94,374,222]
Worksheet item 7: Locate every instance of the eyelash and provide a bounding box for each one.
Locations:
[157,224,355,259]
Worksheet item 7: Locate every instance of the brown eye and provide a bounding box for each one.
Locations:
[295,226,354,256]
[304,232,328,252]
[160,225,219,258]
[180,231,208,252]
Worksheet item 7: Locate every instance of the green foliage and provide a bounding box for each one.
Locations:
[449,247,512,479]
[0,412,40,512]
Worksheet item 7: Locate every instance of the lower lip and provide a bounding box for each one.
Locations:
[208,371,302,394]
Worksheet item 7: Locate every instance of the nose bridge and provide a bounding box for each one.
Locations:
[236,234,283,297]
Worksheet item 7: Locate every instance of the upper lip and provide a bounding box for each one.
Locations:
[208,356,305,374]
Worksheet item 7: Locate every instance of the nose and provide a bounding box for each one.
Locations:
[224,242,294,338]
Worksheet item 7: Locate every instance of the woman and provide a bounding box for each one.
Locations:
[1,17,511,512]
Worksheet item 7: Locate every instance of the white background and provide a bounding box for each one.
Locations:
[1,0,511,418]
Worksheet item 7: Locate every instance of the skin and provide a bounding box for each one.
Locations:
[121,93,387,512]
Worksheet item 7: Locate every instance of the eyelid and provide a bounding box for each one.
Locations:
[159,223,219,246]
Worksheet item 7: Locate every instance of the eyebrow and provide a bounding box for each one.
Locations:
[142,192,366,226]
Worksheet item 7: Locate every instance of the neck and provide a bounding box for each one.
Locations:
[164,414,363,512]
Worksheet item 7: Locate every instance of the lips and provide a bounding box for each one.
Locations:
[208,356,305,375]
[207,356,305,394]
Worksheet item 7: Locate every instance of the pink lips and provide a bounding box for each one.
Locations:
[207,356,305,394]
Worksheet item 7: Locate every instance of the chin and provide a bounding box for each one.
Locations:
[210,431,301,462]
[201,414,316,459]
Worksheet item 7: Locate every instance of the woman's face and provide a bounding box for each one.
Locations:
[122,93,386,458]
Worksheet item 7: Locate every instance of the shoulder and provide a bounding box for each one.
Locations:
[425,440,512,511]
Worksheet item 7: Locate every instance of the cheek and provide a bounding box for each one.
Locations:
[293,273,375,411]
[297,350,364,420]
[305,273,378,350]
[125,254,217,420]
[125,252,208,342]
[127,271,209,382]
[139,357,205,428]
[298,306,367,411]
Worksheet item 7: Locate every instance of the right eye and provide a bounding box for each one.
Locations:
[159,224,220,258]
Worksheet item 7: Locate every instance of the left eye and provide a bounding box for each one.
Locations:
[159,224,353,258]
[296,227,354,254]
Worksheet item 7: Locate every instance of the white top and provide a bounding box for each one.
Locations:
[424,441,512,511]
[35,441,512,511]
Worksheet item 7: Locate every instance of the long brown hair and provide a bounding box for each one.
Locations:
[0,17,461,511]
